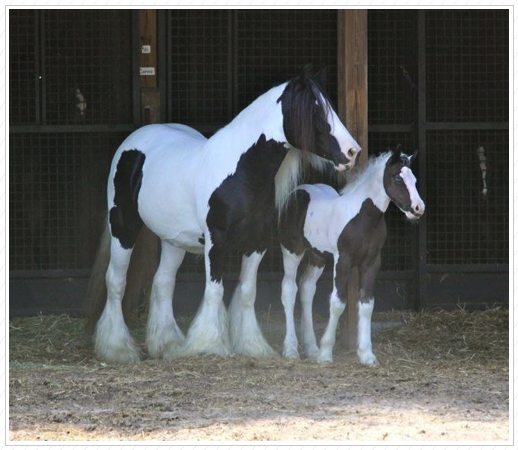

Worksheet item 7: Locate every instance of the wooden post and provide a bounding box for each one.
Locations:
[337,10,368,350]
[122,10,160,326]
[138,10,160,124]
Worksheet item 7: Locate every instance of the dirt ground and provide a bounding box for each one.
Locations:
[9,307,509,442]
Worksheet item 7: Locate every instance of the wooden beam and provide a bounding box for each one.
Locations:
[138,10,157,89]
[337,9,368,351]
[122,10,160,325]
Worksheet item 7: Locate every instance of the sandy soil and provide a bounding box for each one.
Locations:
[9,308,509,442]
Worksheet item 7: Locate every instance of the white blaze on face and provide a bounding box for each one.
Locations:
[400,166,425,218]
[321,96,361,170]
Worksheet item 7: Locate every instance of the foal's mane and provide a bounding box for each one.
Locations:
[339,152,392,196]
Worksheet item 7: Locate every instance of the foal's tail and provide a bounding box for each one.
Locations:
[84,218,160,335]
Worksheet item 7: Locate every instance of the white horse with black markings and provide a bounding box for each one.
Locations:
[85,68,361,364]
[279,148,425,365]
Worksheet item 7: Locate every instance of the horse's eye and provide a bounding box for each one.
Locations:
[395,175,403,183]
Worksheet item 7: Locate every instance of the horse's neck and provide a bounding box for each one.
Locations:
[208,84,286,156]
[339,166,390,214]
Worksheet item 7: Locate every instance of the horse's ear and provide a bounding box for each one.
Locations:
[389,145,402,164]
[301,64,314,84]
[314,67,328,88]
[409,149,418,164]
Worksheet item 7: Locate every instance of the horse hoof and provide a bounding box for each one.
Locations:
[358,352,379,366]
[305,346,320,360]
[96,345,141,364]
[316,352,333,364]
[282,347,300,359]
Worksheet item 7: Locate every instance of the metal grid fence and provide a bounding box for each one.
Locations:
[10,132,126,271]
[9,10,39,125]
[426,130,508,265]
[10,10,133,272]
[168,10,232,127]
[235,10,338,111]
[368,10,418,125]
[43,10,133,125]
[425,9,509,123]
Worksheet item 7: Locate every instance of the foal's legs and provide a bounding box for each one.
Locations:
[280,246,303,358]
[147,241,186,359]
[318,254,350,363]
[229,251,277,357]
[299,258,325,359]
[95,239,140,363]
[357,255,381,365]
[180,235,231,356]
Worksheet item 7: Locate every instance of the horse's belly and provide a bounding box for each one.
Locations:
[164,231,204,254]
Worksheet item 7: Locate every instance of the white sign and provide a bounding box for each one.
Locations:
[141,45,151,54]
[140,67,156,76]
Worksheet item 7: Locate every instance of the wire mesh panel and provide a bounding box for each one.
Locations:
[425,10,509,123]
[168,10,232,127]
[368,9,418,125]
[44,10,133,125]
[368,132,417,271]
[426,130,508,265]
[9,10,39,125]
[235,10,338,111]
[10,132,126,271]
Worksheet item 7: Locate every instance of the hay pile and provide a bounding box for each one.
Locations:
[9,307,508,370]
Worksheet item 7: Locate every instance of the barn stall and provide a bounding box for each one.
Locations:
[9,9,509,441]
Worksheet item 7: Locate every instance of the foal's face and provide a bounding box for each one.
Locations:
[278,72,361,172]
[383,150,425,220]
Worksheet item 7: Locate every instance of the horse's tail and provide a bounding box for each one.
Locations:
[84,217,111,335]
[84,219,160,335]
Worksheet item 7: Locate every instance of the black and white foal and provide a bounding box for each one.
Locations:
[279,149,425,364]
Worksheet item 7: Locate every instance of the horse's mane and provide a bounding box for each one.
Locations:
[274,68,336,217]
[339,152,392,196]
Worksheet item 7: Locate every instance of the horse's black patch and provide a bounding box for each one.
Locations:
[279,189,332,266]
[206,134,288,282]
[334,198,387,303]
[109,149,145,249]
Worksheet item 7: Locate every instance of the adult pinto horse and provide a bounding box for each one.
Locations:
[85,68,361,364]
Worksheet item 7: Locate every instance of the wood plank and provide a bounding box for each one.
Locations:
[337,10,369,351]
[138,10,157,88]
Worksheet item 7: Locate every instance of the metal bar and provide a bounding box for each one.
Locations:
[417,10,428,310]
[10,270,91,279]
[34,11,41,124]
[425,264,509,273]
[368,124,415,133]
[40,10,46,125]
[9,124,135,134]
[229,10,235,120]
[425,122,509,130]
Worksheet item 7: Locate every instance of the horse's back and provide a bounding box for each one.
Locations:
[116,123,206,156]
[298,183,340,203]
